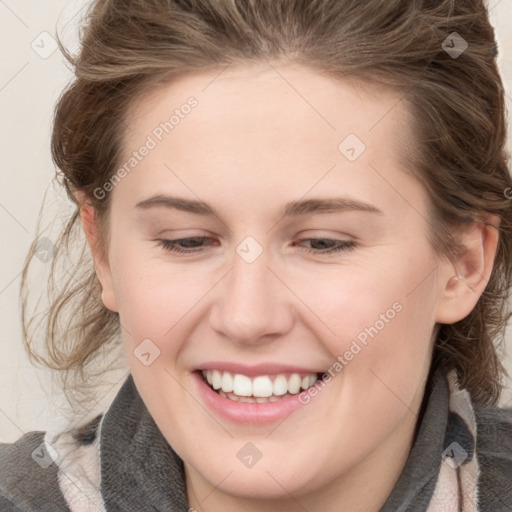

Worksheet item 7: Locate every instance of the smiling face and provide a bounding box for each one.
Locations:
[86,60,463,509]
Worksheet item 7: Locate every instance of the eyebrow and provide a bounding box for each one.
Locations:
[135,195,383,218]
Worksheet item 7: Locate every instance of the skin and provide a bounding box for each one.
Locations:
[77,60,500,512]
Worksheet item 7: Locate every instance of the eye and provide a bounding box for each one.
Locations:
[157,237,216,254]
[156,237,356,255]
[294,238,356,255]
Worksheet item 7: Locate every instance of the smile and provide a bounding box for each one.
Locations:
[201,370,321,403]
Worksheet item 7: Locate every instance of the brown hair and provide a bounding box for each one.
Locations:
[21,0,512,412]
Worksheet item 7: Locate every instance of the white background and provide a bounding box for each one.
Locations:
[1,0,512,442]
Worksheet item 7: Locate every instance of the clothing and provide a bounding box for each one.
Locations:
[1,367,511,511]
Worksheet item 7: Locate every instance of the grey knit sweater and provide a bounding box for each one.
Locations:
[1,368,512,511]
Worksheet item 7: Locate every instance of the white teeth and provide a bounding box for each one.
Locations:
[212,370,222,390]
[273,375,288,396]
[252,376,273,397]
[288,374,301,394]
[221,372,234,393]
[218,389,294,403]
[233,374,253,397]
[202,370,319,399]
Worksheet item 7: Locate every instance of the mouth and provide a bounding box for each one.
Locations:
[199,369,324,404]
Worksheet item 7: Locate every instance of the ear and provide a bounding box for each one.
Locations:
[74,191,119,313]
[434,214,501,324]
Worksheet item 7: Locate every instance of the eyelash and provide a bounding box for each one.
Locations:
[156,237,357,255]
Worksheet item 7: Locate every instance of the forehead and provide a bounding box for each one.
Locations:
[116,61,422,220]
[124,60,412,158]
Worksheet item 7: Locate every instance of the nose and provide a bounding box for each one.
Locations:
[208,247,295,346]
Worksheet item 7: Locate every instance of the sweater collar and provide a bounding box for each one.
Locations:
[99,367,468,511]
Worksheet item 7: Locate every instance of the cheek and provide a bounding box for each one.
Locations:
[330,278,438,436]
[303,257,436,358]
[108,247,193,358]
[110,239,195,315]
[308,253,438,413]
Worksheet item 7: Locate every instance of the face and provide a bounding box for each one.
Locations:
[92,61,456,505]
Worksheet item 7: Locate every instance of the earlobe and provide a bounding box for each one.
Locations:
[75,192,119,313]
[435,215,500,324]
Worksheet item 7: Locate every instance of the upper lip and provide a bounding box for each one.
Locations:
[195,362,325,377]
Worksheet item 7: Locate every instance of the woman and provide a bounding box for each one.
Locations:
[1,0,512,510]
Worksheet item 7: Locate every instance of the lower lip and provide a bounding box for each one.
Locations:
[192,371,311,425]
